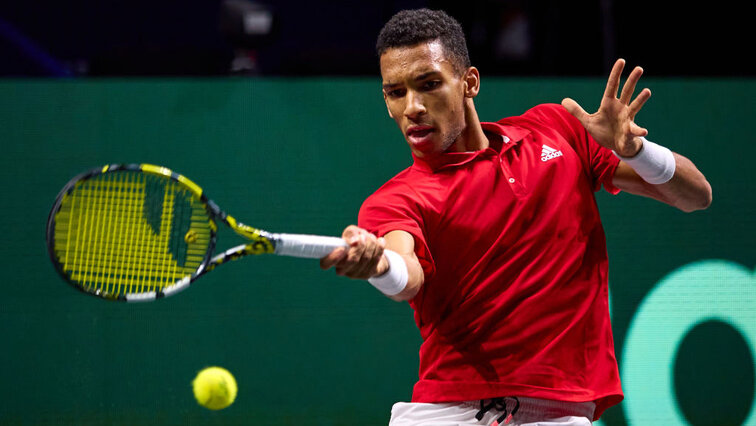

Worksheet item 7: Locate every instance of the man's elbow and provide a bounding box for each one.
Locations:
[679,181,713,212]
[388,279,422,302]
[699,183,713,210]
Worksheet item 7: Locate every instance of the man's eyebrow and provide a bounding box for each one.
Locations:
[382,71,441,90]
[414,71,440,81]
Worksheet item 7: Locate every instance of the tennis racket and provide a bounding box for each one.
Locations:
[46,163,348,302]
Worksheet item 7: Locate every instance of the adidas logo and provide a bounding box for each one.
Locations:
[541,144,563,162]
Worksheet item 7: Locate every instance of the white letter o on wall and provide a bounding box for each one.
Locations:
[622,260,756,425]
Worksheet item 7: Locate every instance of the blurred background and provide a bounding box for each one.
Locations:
[1,1,754,426]
[0,0,753,77]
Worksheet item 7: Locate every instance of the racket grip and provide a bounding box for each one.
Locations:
[273,233,347,258]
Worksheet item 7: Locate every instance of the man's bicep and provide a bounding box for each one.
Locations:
[383,230,415,255]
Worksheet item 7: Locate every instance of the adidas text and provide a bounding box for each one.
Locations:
[541,145,563,162]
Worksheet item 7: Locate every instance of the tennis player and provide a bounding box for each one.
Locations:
[320,9,711,425]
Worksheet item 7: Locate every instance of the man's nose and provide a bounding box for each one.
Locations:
[404,90,426,120]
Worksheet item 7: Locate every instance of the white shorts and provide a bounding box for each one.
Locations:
[389,397,595,426]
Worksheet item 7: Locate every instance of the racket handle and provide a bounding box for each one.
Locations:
[273,233,347,258]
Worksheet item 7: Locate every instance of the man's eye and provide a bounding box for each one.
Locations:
[423,80,441,90]
[388,89,406,98]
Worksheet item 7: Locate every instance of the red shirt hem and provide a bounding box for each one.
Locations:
[412,380,623,421]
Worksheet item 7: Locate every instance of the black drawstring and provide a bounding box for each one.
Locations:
[475,398,503,420]
[475,396,520,425]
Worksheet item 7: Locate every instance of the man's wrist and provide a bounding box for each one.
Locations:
[614,137,676,184]
[614,136,644,158]
[367,250,408,296]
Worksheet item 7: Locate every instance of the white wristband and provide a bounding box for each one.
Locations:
[367,249,408,296]
[614,137,676,184]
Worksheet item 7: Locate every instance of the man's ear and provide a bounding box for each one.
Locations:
[463,67,480,98]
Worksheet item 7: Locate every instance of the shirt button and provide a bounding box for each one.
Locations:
[508,178,516,183]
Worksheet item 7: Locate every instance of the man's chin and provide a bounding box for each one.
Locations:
[408,136,435,153]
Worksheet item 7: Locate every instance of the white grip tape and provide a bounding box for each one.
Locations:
[614,137,676,184]
[368,249,408,296]
[274,233,347,259]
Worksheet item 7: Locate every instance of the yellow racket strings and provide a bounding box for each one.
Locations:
[53,171,212,297]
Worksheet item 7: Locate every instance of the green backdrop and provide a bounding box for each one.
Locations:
[0,77,753,425]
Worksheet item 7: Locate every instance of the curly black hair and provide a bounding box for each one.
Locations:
[376,9,471,74]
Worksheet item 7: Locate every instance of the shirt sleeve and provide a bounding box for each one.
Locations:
[358,187,436,279]
[525,103,621,194]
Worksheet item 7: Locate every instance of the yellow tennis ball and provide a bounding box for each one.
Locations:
[192,366,238,410]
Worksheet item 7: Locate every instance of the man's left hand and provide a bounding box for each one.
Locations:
[561,58,651,157]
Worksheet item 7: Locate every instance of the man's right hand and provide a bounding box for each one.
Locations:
[319,225,389,280]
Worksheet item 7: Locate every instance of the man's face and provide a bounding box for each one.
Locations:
[380,40,469,158]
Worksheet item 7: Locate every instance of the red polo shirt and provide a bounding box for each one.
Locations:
[358,104,623,420]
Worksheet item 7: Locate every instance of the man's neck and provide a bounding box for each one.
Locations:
[450,99,488,152]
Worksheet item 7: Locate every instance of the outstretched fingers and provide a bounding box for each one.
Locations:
[629,121,649,138]
[629,88,652,118]
[620,66,643,105]
[561,98,590,125]
[604,58,626,99]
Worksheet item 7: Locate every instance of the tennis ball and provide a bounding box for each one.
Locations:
[192,366,238,410]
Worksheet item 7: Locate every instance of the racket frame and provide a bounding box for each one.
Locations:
[46,163,284,301]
